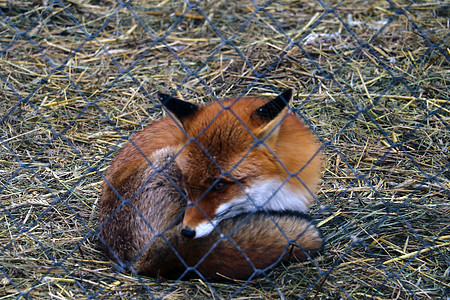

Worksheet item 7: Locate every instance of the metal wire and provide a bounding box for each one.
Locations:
[1,0,448,299]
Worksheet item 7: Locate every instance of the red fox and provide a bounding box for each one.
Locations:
[99,89,323,279]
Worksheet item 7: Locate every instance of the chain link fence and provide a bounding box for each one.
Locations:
[1,0,449,298]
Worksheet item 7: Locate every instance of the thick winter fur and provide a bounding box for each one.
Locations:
[169,92,322,238]
[99,147,323,280]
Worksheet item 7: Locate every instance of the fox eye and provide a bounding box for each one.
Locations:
[211,181,226,192]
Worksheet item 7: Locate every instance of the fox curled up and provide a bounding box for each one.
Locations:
[99,90,323,280]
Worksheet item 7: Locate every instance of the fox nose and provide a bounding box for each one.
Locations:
[181,227,196,239]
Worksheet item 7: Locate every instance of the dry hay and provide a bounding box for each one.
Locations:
[0,0,449,299]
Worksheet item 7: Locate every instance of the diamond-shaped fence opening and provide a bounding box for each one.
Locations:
[1,0,449,299]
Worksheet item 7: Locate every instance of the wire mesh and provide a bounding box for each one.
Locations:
[1,0,449,299]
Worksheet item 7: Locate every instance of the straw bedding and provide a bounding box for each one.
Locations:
[0,0,448,298]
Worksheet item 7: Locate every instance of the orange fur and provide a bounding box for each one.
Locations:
[100,147,323,280]
[99,91,323,279]
[173,96,322,232]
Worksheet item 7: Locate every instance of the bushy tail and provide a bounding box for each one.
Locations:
[136,211,323,280]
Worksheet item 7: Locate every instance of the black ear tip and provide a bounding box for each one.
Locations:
[253,89,294,120]
[281,89,293,101]
[156,91,199,121]
[157,92,171,102]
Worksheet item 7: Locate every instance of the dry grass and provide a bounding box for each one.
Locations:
[0,0,449,299]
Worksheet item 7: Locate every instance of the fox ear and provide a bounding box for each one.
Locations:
[254,89,292,145]
[157,92,198,122]
[254,89,292,120]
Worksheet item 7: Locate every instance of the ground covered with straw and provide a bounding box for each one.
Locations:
[1,0,449,299]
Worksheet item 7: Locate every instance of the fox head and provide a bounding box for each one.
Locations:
[158,90,321,239]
